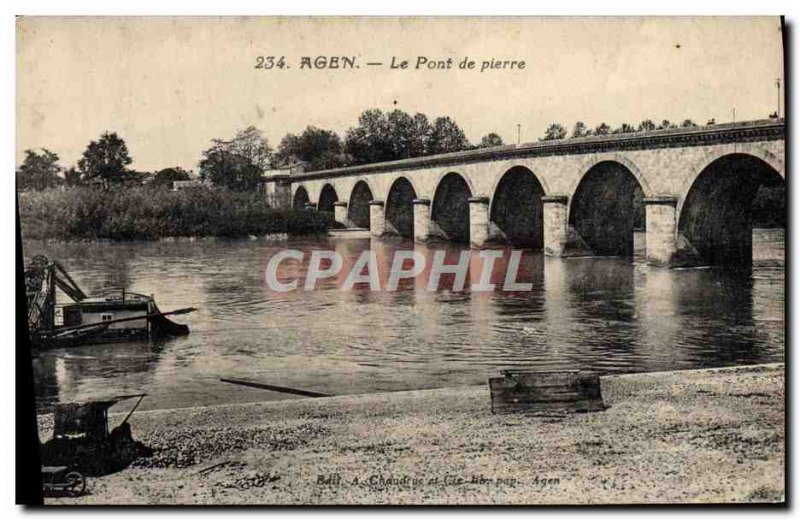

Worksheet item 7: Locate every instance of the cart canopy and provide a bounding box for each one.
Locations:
[53,394,146,439]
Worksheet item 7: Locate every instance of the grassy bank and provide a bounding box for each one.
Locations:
[18,187,333,241]
[41,364,784,505]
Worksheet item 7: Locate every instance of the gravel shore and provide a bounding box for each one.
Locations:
[41,363,785,505]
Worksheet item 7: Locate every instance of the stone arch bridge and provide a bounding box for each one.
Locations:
[263,119,785,267]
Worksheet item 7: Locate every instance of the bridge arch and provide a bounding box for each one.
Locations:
[678,152,784,267]
[567,154,652,199]
[317,184,338,214]
[489,166,545,248]
[384,176,418,238]
[431,171,473,243]
[676,143,785,219]
[348,179,374,228]
[292,185,310,208]
[568,160,646,256]
[433,169,476,198]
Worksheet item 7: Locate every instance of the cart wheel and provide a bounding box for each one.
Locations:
[64,471,86,497]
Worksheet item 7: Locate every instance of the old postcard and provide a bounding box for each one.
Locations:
[16,16,785,505]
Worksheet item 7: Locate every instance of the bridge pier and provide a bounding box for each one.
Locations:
[542,195,569,256]
[369,200,385,237]
[468,196,490,248]
[263,173,292,210]
[333,201,348,226]
[412,198,431,243]
[644,196,678,267]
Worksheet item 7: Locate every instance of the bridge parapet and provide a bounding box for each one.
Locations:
[285,118,784,183]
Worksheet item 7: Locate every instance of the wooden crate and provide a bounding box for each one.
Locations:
[488,370,605,414]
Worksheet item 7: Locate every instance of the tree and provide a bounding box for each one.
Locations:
[274,134,300,166]
[386,110,435,158]
[409,113,433,156]
[479,133,505,147]
[152,167,191,188]
[427,116,470,154]
[199,143,262,191]
[228,126,272,172]
[16,148,62,191]
[342,109,470,163]
[386,109,417,159]
[571,122,590,138]
[344,109,464,163]
[612,123,636,134]
[637,119,656,132]
[199,127,272,191]
[77,132,133,189]
[681,119,698,128]
[276,126,345,172]
[593,122,611,136]
[64,167,82,187]
[344,109,394,165]
[541,123,567,141]
[658,119,677,130]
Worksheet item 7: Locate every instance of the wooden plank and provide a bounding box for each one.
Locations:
[489,371,605,414]
[220,378,331,398]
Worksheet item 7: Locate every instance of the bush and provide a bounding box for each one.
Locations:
[18,186,333,241]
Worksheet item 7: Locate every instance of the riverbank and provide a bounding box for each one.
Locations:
[42,363,784,505]
[18,187,333,241]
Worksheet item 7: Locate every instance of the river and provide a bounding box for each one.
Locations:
[26,229,784,411]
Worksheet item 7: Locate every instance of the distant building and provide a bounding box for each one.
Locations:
[258,162,307,207]
[261,161,308,178]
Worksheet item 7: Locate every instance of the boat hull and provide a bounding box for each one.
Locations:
[34,293,190,350]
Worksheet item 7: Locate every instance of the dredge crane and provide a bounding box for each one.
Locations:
[25,255,194,350]
[25,255,87,336]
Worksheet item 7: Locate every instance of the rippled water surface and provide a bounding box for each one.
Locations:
[27,230,784,411]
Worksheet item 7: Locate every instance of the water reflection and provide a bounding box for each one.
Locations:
[33,340,162,410]
[25,230,784,411]
[635,266,683,372]
[670,269,764,366]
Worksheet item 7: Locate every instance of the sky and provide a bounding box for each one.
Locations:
[16,16,784,173]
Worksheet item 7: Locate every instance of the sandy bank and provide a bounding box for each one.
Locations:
[44,363,785,505]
